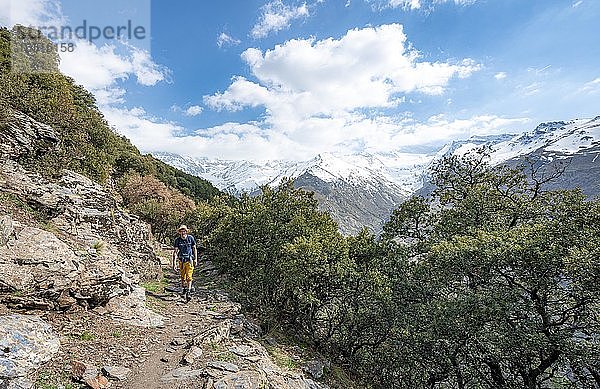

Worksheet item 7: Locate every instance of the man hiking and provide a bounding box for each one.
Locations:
[172,225,197,302]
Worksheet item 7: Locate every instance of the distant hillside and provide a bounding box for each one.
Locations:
[0,26,220,203]
[419,117,600,198]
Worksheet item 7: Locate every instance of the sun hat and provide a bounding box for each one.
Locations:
[178,225,189,232]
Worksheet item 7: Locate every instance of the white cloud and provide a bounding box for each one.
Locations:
[171,104,204,117]
[106,104,528,161]
[207,24,480,117]
[190,24,507,160]
[1,0,169,108]
[0,0,64,27]
[59,41,169,105]
[185,105,203,116]
[217,32,241,48]
[576,77,600,95]
[251,0,309,38]
[494,72,507,80]
[388,0,421,9]
[130,49,169,86]
[376,0,477,11]
[572,1,583,8]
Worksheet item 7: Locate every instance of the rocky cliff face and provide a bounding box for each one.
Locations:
[0,109,161,312]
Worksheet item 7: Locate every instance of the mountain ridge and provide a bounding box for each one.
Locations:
[155,116,600,234]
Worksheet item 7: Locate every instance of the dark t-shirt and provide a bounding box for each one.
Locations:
[174,235,196,261]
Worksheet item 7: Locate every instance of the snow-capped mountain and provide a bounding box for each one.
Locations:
[155,151,432,234]
[156,151,431,197]
[155,116,600,234]
[435,118,600,165]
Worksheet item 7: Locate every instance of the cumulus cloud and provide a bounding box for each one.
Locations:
[106,105,528,161]
[58,41,169,105]
[1,0,169,107]
[181,24,527,161]
[494,72,507,80]
[207,24,480,118]
[217,32,241,48]
[171,105,205,117]
[251,0,309,38]
[185,105,204,116]
[0,0,64,27]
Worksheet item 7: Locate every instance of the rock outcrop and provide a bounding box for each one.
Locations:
[0,110,161,311]
[0,110,59,160]
[0,314,60,389]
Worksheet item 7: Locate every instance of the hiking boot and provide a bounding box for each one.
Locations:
[185,291,192,302]
[181,287,188,296]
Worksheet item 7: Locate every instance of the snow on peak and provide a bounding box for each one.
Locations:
[154,116,599,198]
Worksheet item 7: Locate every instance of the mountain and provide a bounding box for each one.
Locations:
[155,151,431,234]
[421,117,600,197]
[155,116,600,234]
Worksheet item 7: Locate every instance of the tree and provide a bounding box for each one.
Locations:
[378,152,600,388]
[120,174,196,242]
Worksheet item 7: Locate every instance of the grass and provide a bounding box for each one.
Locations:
[11,290,24,297]
[218,351,238,363]
[79,331,96,341]
[206,342,238,363]
[266,345,299,370]
[141,277,168,294]
[41,221,59,234]
[0,192,46,222]
[35,370,75,389]
[111,330,123,338]
[92,240,105,253]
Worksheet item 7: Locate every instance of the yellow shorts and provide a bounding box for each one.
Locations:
[179,261,194,282]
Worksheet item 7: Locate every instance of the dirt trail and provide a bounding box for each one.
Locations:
[40,260,332,389]
[124,269,206,389]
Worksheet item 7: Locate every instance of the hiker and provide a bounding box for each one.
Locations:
[172,225,197,301]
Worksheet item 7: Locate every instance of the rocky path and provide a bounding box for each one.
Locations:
[31,260,333,389]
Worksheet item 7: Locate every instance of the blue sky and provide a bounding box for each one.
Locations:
[2,0,600,160]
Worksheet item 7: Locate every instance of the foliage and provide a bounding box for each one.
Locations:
[373,152,600,388]
[205,154,600,388]
[208,180,351,331]
[120,174,197,242]
[0,26,220,203]
[78,331,96,341]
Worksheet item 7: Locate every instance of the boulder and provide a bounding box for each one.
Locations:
[0,160,161,282]
[213,371,265,389]
[105,287,165,328]
[0,215,14,247]
[193,320,231,345]
[302,360,329,380]
[181,346,203,365]
[0,314,60,386]
[228,345,255,357]
[101,365,131,381]
[72,361,112,389]
[0,112,163,311]
[0,226,135,310]
[71,360,98,382]
[206,361,239,373]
